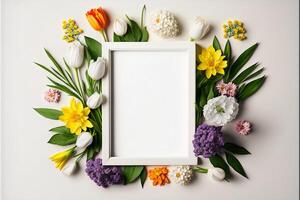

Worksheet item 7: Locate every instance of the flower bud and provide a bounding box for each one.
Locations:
[76,132,93,149]
[62,162,77,176]
[68,42,84,68]
[113,18,128,36]
[88,57,106,80]
[87,92,103,109]
[207,167,225,181]
[190,17,210,41]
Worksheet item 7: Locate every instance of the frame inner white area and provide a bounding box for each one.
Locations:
[111,50,190,159]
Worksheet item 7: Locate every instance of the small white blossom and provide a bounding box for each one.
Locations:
[149,10,179,38]
[203,95,239,126]
[170,166,193,185]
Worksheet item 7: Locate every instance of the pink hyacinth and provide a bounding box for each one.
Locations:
[44,89,61,103]
[216,80,237,97]
[235,120,252,135]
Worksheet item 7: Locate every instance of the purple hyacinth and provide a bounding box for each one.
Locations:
[85,158,123,188]
[193,124,224,158]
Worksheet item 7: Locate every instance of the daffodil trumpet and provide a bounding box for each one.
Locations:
[49,146,76,170]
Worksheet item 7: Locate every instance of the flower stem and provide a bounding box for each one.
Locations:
[100,30,109,42]
[193,166,208,173]
[75,68,85,101]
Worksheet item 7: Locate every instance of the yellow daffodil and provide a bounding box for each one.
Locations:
[197,46,227,79]
[49,147,75,170]
[59,98,93,135]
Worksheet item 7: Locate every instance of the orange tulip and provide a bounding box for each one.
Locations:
[86,7,109,31]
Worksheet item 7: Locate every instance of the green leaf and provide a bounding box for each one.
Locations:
[122,166,144,184]
[225,152,248,178]
[199,88,207,107]
[44,49,64,75]
[209,154,230,178]
[85,36,102,60]
[48,133,77,146]
[227,43,259,81]
[224,143,251,155]
[213,36,222,53]
[141,27,149,42]
[86,131,102,160]
[140,167,147,188]
[49,126,71,134]
[224,40,231,62]
[232,63,259,85]
[238,76,266,101]
[244,68,264,82]
[207,85,215,100]
[113,33,123,42]
[126,16,142,41]
[34,108,62,120]
[122,25,136,42]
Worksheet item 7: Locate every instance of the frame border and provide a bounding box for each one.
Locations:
[102,42,196,166]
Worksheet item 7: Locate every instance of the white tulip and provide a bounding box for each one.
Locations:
[62,162,77,176]
[76,132,93,149]
[189,17,210,41]
[87,92,103,109]
[113,18,128,36]
[207,167,226,181]
[68,42,84,68]
[88,57,106,80]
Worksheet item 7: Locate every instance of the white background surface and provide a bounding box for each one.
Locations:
[1,0,299,200]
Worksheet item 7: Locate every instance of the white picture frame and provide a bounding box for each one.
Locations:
[102,42,197,165]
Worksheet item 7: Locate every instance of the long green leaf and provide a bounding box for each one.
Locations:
[49,126,71,134]
[34,108,62,120]
[122,166,144,184]
[232,63,259,85]
[213,36,222,53]
[47,77,82,101]
[224,40,231,62]
[85,36,102,60]
[238,76,266,101]
[140,167,147,188]
[48,133,77,146]
[225,152,248,178]
[209,154,230,179]
[224,143,251,155]
[227,43,259,81]
[44,49,65,75]
[244,68,264,81]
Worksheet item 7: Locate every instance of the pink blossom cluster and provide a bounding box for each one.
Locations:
[216,80,237,97]
[44,89,61,103]
[235,120,252,135]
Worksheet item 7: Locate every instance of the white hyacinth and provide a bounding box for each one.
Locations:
[150,10,179,38]
[203,95,239,126]
[170,166,193,185]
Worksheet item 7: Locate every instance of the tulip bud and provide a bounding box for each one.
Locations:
[207,167,225,181]
[76,132,93,149]
[68,42,84,68]
[87,92,103,109]
[189,17,210,41]
[88,57,106,80]
[62,162,77,176]
[113,18,128,36]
